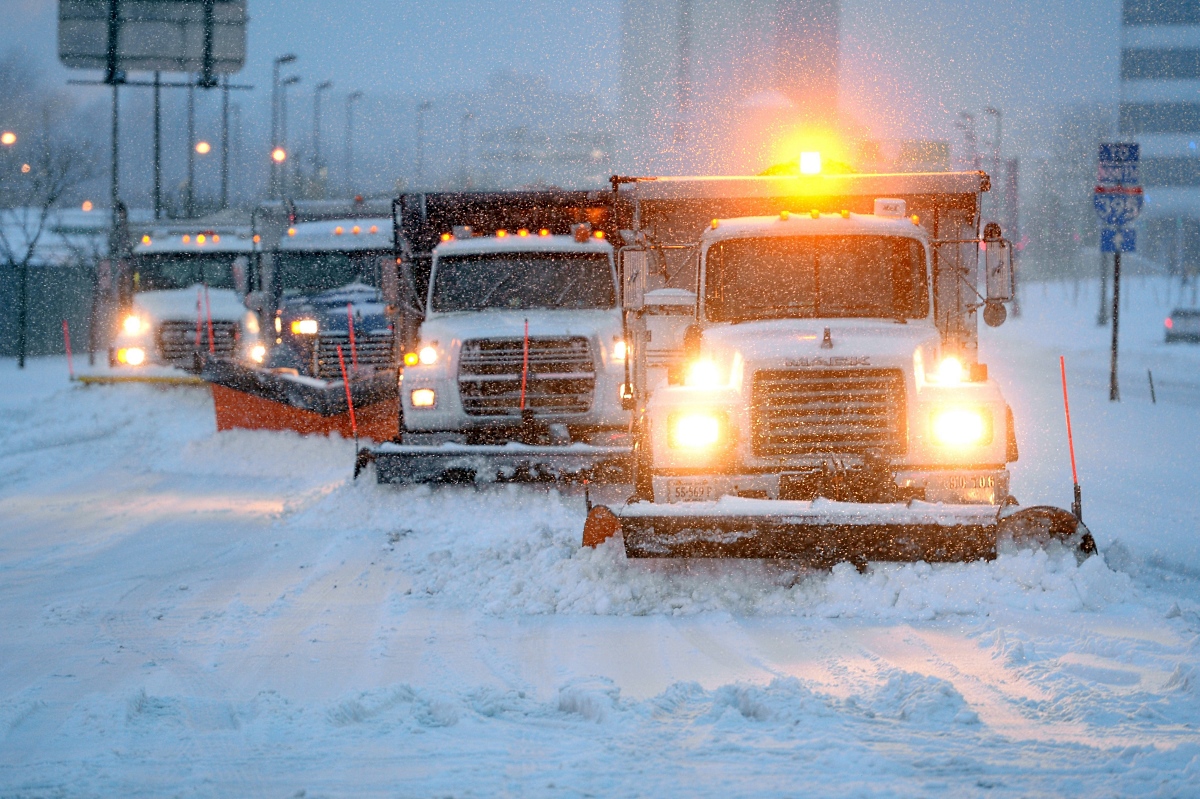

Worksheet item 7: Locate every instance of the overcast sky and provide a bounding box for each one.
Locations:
[5,0,1120,158]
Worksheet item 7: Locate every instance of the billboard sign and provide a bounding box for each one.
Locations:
[58,0,246,78]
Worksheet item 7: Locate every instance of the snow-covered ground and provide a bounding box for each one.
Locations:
[2,277,1199,797]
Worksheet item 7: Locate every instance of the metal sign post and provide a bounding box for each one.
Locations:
[1093,143,1143,402]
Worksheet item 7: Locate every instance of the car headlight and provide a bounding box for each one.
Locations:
[931,407,993,447]
[411,388,436,408]
[116,346,146,366]
[122,314,143,335]
[684,359,722,388]
[249,344,266,364]
[669,411,724,450]
[291,319,318,335]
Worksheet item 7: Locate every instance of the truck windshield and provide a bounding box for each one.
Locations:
[704,235,929,323]
[431,252,616,312]
[132,255,238,292]
[276,251,386,294]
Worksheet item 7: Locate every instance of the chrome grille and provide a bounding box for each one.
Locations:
[751,369,906,457]
[314,332,395,379]
[157,320,238,363]
[458,337,594,417]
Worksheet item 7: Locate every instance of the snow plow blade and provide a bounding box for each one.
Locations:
[583,499,1093,566]
[371,442,630,484]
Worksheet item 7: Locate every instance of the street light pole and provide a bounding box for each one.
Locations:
[312,80,333,197]
[416,99,432,190]
[344,91,363,197]
[279,75,300,199]
[220,75,230,209]
[186,76,196,217]
[270,54,297,199]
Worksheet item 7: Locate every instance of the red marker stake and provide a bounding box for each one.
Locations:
[204,284,215,354]
[519,318,530,410]
[1060,355,1083,521]
[346,303,358,374]
[62,319,74,380]
[337,344,358,440]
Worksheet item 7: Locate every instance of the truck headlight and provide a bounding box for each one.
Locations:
[684,359,722,388]
[933,356,964,385]
[931,407,992,447]
[669,411,723,450]
[122,314,143,335]
[117,346,146,366]
[418,345,438,365]
[411,388,436,408]
[612,340,627,362]
[291,319,318,335]
[249,344,266,363]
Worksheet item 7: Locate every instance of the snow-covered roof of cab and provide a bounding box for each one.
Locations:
[133,228,255,254]
[280,217,393,252]
[703,212,930,245]
[433,234,613,258]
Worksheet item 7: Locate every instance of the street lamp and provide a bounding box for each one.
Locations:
[0,131,14,146]
[195,140,212,155]
[271,53,298,198]
[312,80,333,197]
[345,91,363,196]
[272,147,287,163]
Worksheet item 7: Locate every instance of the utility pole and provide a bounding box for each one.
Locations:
[220,75,230,209]
[153,71,162,219]
[345,90,363,196]
[415,99,432,190]
[186,76,196,217]
[458,111,473,190]
[312,80,333,197]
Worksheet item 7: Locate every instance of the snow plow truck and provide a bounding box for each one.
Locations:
[582,172,1096,566]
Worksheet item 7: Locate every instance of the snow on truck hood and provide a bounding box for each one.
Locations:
[420,308,622,345]
[132,286,247,323]
[703,318,941,369]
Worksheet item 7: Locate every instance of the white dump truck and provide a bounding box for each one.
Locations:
[582,172,1094,565]
[111,223,264,370]
[372,225,631,482]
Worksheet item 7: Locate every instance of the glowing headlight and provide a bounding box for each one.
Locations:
[291,319,318,335]
[931,407,992,447]
[411,388,436,408]
[684,359,722,388]
[249,344,266,364]
[669,411,722,449]
[418,345,438,365]
[117,346,146,366]
[934,356,964,385]
[122,315,143,335]
[612,340,627,362]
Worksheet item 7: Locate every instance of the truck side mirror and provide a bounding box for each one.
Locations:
[982,222,1013,327]
[621,249,647,311]
[683,324,702,359]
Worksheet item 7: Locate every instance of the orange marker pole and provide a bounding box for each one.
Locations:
[1060,355,1082,522]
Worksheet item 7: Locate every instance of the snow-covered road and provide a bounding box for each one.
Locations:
[2,277,1199,797]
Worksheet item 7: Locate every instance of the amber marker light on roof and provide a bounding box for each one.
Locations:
[253,234,261,243]
[81,200,93,212]
[594,230,605,238]
[182,235,191,243]
[518,228,529,237]
[141,235,151,245]
[351,225,361,235]
[334,226,344,235]
[496,229,508,237]
[212,234,220,243]
[538,228,550,236]
[440,232,452,242]
[197,234,206,244]
[287,228,296,236]
[369,225,378,234]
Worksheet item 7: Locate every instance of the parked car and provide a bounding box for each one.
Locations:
[1165,308,1200,343]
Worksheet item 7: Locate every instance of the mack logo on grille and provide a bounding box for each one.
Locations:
[783,356,871,368]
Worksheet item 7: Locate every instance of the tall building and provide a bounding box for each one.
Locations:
[619,0,839,174]
[1120,0,1200,273]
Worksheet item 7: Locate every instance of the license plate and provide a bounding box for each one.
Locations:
[665,479,717,503]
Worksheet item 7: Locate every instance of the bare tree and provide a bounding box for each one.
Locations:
[0,132,95,367]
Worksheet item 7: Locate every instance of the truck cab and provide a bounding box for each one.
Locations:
[399,227,627,446]
[267,217,396,378]
[644,201,1014,507]
[113,226,264,369]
